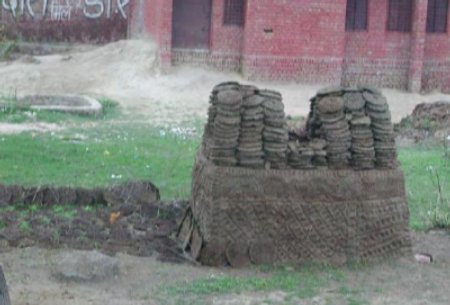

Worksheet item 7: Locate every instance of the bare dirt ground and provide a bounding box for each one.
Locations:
[1,230,449,305]
[1,40,450,304]
[1,40,450,129]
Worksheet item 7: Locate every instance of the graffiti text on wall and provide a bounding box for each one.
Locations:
[1,0,130,20]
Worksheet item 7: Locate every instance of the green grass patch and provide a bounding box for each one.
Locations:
[1,104,449,228]
[163,266,333,304]
[398,146,450,230]
[0,123,201,199]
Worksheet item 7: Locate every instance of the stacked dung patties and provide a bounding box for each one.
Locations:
[349,116,375,169]
[209,85,243,166]
[363,89,397,168]
[306,96,322,139]
[343,91,375,169]
[310,138,328,167]
[261,90,288,169]
[237,87,266,169]
[315,96,351,168]
[287,141,315,169]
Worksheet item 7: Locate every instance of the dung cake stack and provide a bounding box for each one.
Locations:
[209,85,242,166]
[310,139,328,167]
[342,91,374,169]
[237,87,265,169]
[204,82,240,156]
[349,116,375,169]
[287,141,315,169]
[315,96,351,168]
[261,90,288,169]
[180,83,411,267]
[363,90,397,168]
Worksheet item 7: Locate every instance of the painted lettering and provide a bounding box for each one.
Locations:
[0,0,130,19]
[83,0,104,19]
[117,0,128,19]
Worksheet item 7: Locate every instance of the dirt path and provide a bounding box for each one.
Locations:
[0,230,449,305]
[1,40,450,128]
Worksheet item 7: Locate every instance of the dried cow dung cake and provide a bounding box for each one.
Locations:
[209,89,243,166]
[363,91,397,168]
[315,96,350,168]
[181,83,408,267]
[350,116,375,169]
[262,90,288,169]
[238,94,265,168]
[202,83,398,171]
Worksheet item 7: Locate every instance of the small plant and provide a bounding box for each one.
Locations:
[394,115,413,132]
[426,166,450,229]
[444,136,450,165]
[82,205,96,213]
[52,229,61,244]
[0,40,16,60]
[18,220,31,233]
[418,117,438,132]
[52,205,78,219]
[98,97,119,118]
[27,204,41,215]
[39,215,52,226]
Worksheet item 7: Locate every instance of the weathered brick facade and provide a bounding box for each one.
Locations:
[134,0,450,93]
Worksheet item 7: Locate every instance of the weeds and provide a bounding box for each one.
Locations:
[18,220,31,233]
[398,146,450,230]
[0,39,17,60]
[426,165,450,229]
[166,269,326,298]
[51,205,78,219]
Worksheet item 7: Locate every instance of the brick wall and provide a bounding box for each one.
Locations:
[172,0,244,72]
[139,0,173,66]
[0,0,131,43]
[342,0,412,90]
[422,9,450,93]
[241,0,347,84]
[136,0,450,92]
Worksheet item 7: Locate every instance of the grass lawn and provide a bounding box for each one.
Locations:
[0,103,448,229]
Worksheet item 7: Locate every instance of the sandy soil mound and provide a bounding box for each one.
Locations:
[1,39,450,126]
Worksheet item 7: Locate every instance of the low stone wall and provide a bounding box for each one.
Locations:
[178,83,412,267]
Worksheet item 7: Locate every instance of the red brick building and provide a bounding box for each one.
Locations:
[132,0,450,92]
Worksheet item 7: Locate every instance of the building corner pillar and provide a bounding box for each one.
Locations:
[408,0,428,92]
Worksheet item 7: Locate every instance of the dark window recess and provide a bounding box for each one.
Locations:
[427,0,449,33]
[387,0,413,32]
[346,0,369,31]
[224,0,245,25]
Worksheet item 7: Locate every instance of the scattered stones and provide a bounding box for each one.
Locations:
[51,250,119,282]
[414,253,433,264]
